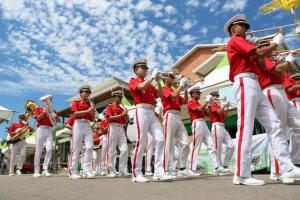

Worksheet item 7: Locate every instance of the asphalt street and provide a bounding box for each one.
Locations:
[0,174,299,200]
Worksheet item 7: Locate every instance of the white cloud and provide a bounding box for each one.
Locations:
[186,0,199,7]
[212,37,229,44]
[183,19,197,31]
[222,0,248,12]
[180,35,197,45]
[164,5,176,15]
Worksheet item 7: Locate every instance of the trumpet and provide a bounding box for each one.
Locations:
[246,23,300,35]
[88,97,101,122]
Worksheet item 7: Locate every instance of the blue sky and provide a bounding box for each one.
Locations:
[0,0,299,138]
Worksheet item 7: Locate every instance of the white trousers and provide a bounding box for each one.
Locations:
[233,77,293,177]
[145,133,154,172]
[132,107,164,177]
[100,134,108,170]
[93,148,101,171]
[189,120,219,171]
[211,123,234,167]
[163,111,189,172]
[34,126,53,173]
[9,140,27,173]
[289,98,300,165]
[68,120,93,175]
[107,123,128,173]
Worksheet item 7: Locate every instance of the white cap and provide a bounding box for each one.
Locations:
[188,85,201,94]
[224,14,250,35]
[112,89,124,96]
[39,94,52,101]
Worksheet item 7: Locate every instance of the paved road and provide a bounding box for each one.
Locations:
[0,174,299,200]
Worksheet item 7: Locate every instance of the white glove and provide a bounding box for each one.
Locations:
[179,77,188,87]
[271,33,284,46]
[50,113,57,118]
[285,53,295,65]
[206,95,212,102]
[21,120,28,125]
[151,68,161,79]
[248,36,259,45]
[226,101,231,107]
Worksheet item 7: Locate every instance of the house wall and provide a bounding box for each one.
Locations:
[176,48,215,80]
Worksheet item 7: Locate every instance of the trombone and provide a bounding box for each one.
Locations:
[246,23,300,35]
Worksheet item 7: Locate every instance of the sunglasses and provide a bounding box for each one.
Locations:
[136,64,148,69]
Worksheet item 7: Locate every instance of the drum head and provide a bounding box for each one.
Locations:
[126,117,137,143]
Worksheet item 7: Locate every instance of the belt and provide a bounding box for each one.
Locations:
[193,118,206,122]
[38,125,52,129]
[166,109,180,114]
[263,84,283,92]
[75,119,90,123]
[212,122,225,126]
[136,103,155,110]
[110,122,125,127]
[234,72,257,82]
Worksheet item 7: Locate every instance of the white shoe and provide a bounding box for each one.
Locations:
[233,176,265,186]
[42,170,52,177]
[119,171,131,176]
[107,173,116,178]
[270,173,281,181]
[132,175,149,183]
[9,173,15,176]
[178,169,200,177]
[100,170,107,176]
[16,169,22,176]
[165,172,176,179]
[145,171,154,176]
[33,173,42,178]
[69,174,81,179]
[83,172,96,179]
[214,167,229,175]
[282,167,300,184]
[153,173,172,181]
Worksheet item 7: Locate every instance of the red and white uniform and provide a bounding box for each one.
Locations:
[210,102,234,168]
[34,108,56,173]
[8,122,27,174]
[284,75,300,112]
[92,132,101,173]
[129,77,164,177]
[99,119,109,173]
[227,36,293,178]
[106,103,128,174]
[161,86,189,172]
[68,100,93,176]
[187,99,219,171]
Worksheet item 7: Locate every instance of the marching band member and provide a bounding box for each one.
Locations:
[145,105,162,176]
[8,114,33,176]
[92,125,101,175]
[106,90,130,177]
[129,58,171,182]
[256,52,300,180]
[209,91,234,172]
[68,85,95,179]
[99,111,109,176]
[161,70,191,177]
[224,14,300,185]
[187,86,224,175]
[283,68,300,167]
[33,95,60,177]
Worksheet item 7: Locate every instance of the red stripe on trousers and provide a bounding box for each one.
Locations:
[106,125,110,168]
[267,89,280,174]
[68,126,75,175]
[190,121,196,170]
[214,125,218,151]
[237,78,245,177]
[163,112,169,171]
[293,101,297,108]
[132,108,141,177]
